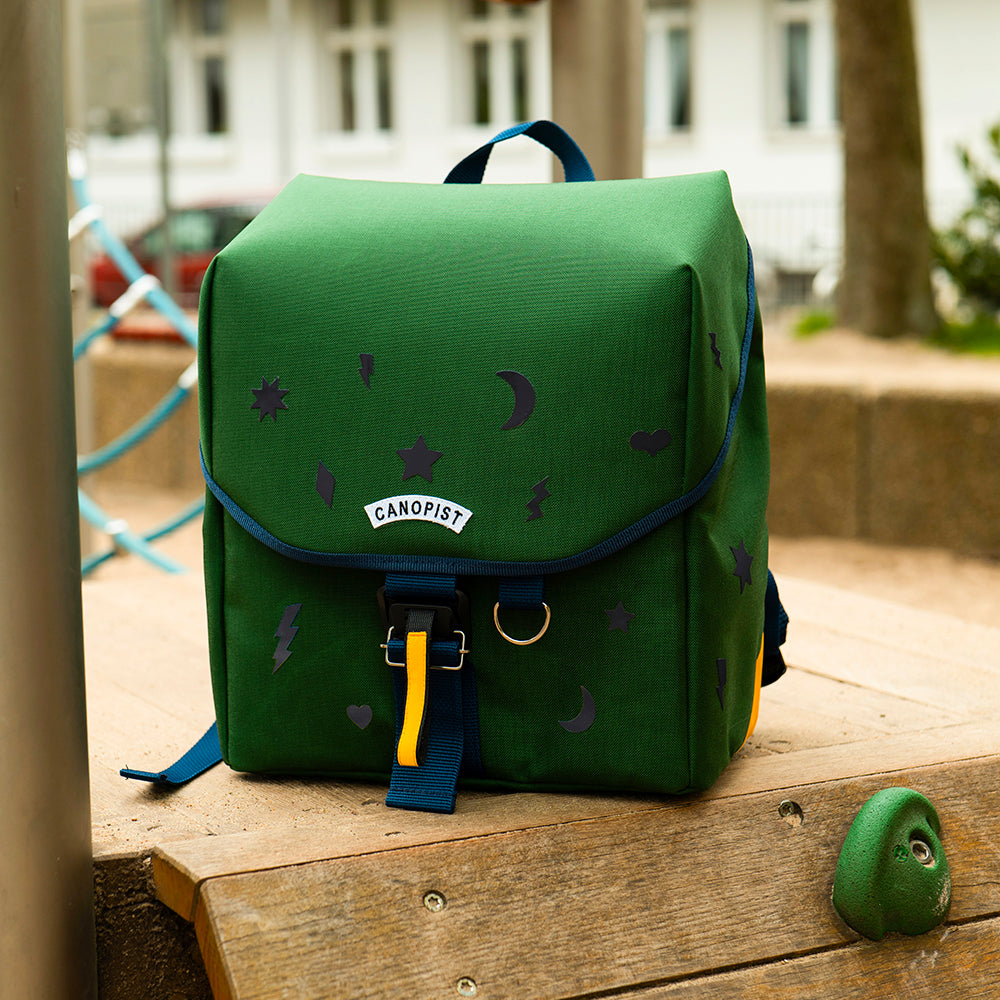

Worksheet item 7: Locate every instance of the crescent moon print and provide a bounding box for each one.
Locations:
[559,685,596,733]
[497,370,536,430]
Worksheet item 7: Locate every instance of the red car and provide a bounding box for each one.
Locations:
[90,199,270,309]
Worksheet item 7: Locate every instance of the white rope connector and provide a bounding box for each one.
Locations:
[67,147,88,181]
[105,518,130,554]
[109,273,161,319]
[178,360,199,390]
[68,203,102,241]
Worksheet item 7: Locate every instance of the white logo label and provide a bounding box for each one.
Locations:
[364,495,473,534]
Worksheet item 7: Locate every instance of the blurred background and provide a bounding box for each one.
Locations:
[73,0,998,315]
[68,0,1000,575]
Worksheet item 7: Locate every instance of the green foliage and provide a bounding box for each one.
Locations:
[928,314,1000,355]
[933,122,1000,314]
[793,310,835,338]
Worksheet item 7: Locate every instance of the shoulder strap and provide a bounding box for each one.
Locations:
[763,570,789,686]
[120,722,222,786]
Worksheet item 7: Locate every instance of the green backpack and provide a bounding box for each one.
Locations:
[124,122,787,813]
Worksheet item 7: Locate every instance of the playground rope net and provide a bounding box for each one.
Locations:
[69,147,203,576]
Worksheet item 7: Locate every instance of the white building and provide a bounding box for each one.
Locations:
[83,0,1000,296]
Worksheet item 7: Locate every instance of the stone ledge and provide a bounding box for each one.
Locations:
[768,382,1000,555]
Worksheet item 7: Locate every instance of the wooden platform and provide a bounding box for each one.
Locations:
[86,571,1000,999]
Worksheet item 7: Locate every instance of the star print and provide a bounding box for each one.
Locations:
[730,539,753,594]
[250,377,289,422]
[397,434,443,482]
[606,601,635,633]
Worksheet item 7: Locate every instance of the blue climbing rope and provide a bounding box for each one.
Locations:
[69,148,203,575]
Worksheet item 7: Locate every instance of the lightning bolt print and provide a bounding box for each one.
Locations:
[526,476,550,521]
[716,657,728,709]
[708,331,723,370]
[272,603,302,673]
[359,353,374,389]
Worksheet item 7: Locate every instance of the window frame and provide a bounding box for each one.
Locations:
[644,0,695,137]
[179,0,231,136]
[770,0,838,134]
[454,0,543,128]
[317,0,396,135]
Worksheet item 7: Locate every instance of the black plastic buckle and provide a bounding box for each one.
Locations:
[376,587,469,634]
[376,587,470,670]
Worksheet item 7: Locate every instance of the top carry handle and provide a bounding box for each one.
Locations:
[444,120,596,184]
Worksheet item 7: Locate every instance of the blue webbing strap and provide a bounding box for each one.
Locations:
[444,120,596,184]
[497,576,545,610]
[384,572,458,600]
[120,722,222,786]
[763,570,789,686]
[387,666,466,814]
[383,573,481,813]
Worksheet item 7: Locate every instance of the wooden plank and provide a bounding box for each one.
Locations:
[153,791,670,922]
[153,718,1000,923]
[786,630,1000,717]
[749,666,966,750]
[711,718,1000,796]
[86,571,1000,858]
[778,576,1000,670]
[634,917,1000,998]
[182,754,1000,1000]
[778,578,1000,717]
[149,718,998,922]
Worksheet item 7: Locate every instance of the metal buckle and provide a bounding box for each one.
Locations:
[381,626,467,670]
[493,601,551,645]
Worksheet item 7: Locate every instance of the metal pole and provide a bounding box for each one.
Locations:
[0,1,98,997]
[549,0,645,181]
[270,0,294,185]
[150,0,176,298]
[64,0,95,559]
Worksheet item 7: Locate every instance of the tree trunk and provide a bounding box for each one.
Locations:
[549,0,645,181]
[835,0,938,338]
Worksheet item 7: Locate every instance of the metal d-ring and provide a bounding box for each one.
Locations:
[492,602,551,645]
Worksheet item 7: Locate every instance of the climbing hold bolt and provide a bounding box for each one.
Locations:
[832,787,950,941]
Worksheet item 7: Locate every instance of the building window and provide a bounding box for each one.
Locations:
[319,0,394,133]
[189,0,229,134]
[645,0,693,134]
[773,0,836,130]
[458,0,537,126]
[83,1,152,137]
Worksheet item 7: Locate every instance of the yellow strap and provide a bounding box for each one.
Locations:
[397,630,429,768]
[739,635,765,751]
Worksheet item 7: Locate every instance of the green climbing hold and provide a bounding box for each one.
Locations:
[832,787,951,941]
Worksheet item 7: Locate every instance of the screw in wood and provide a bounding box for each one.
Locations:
[778,800,804,826]
[457,978,478,997]
[423,891,447,912]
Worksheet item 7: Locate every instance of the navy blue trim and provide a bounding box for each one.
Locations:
[202,243,757,579]
[120,722,222,786]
